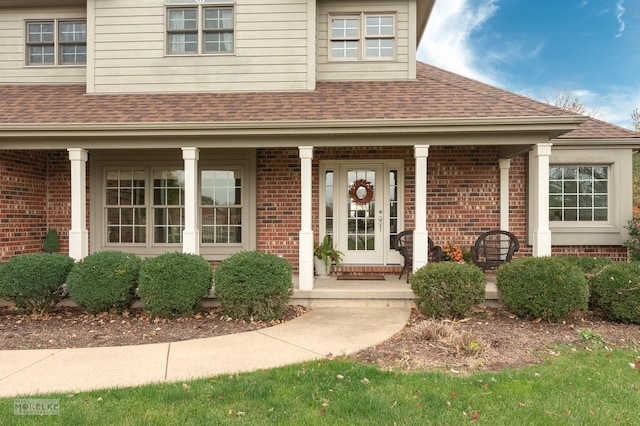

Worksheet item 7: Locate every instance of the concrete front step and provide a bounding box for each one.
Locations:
[290,277,501,309]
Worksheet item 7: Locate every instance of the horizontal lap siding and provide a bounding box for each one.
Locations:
[92,0,310,93]
[317,0,411,81]
[0,7,87,84]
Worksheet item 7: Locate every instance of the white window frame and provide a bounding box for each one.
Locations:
[328,13,396,62]
[91,150,255,260]
[25,19,86,66]
[549,165,609,223]
[528,147,634,246]
[166,0,235,56]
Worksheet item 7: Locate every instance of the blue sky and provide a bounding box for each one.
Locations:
[418,0,640,129]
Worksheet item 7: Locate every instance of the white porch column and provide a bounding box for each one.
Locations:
[182,147,200,255]
[414,145,430,271]
[67,148,89,261]
[532,143,552,256]
[499,159,511,231]
[298,146,314,290]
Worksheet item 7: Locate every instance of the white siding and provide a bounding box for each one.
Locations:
[0,7,87,84]
[317,0,413,81]
[91,0,311,94]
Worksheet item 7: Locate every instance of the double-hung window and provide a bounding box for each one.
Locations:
[167,0,234,55]
[330,13,395,61]
[26,20,86,65]
[201,169,243,244]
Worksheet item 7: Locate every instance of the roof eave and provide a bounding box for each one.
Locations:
[416,0,436,43]
[0,116,586,149]
[552,137,640,148]
[0,115,586,136]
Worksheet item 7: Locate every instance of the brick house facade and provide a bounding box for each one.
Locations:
[0,1,638,291]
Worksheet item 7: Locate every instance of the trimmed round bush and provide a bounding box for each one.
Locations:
[590,262,640,324]
[214,251,293,321]
[66,251,142,314]
[138,252,213,318]
[410,262,486,319]
[0,253,74,314]
[560,256,613,276]
[496,257,588,322]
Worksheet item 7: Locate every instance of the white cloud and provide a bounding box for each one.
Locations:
[417,0,500,85]
[615,0,626,37]
[593,87,640,129]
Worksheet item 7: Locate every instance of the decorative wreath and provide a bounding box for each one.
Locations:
[349,179,374,205]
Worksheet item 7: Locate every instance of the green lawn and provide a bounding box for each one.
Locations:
[2,348,640,425]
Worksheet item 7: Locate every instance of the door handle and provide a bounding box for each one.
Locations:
[378,215,383,232]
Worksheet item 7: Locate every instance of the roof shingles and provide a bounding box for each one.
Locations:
[0,62,638,140]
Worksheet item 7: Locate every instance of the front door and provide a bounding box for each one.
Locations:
[341,166,383,263]
[321,161,403,265]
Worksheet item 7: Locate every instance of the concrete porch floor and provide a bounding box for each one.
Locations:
[290,274,500,308]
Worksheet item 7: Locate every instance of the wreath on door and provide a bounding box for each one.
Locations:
[349,179,374,205]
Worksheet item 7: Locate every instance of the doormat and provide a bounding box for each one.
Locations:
[337,273,385,281]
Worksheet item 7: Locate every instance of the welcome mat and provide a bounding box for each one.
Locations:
[337,273,385,281]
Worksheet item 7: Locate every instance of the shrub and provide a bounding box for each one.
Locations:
[138,252,213,318]
[590,262,640,324]
[0,253,74,314]
[496,257,588,322]
[214,251,293,321]
[559,256,613,276]
[66,251,142,314]
[410,262,485,319]
[623,217,640,262]
[42,229,60,253]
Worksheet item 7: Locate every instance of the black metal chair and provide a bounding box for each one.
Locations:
[470,230,520,272]
[394,230,442,282]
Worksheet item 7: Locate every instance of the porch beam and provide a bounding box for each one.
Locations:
[532,143,552,256]
[499,159,511,231]
[182,147,200,255]
[67,148,89,261]
[298,146,314,290]
[414,145,430,271]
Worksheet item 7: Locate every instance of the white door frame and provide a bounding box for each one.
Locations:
[319,160,404,266]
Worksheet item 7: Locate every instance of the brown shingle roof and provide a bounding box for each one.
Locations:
[558,117,639,139]
[0,62,637,140]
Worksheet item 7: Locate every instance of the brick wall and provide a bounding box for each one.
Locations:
[256,148,302,264]
[0,147,627,266]
[0,150,48,261]
[256,146,627,273]
[0,150,76,262]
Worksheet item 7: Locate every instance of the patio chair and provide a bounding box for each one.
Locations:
[394,230,442,282]
[470,230,520,272]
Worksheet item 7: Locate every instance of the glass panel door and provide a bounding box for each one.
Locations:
[341,166,384,264]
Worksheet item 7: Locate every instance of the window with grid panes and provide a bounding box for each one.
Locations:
[200,169,242,244]
[167,0,234,55]
[329,13,395,60]
[549,166,608,222]
[26,20,86,65]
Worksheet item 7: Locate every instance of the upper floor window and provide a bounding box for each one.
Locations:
[26,20,86,66]
[549,166,608,222]
[329,14,395,61]
[166,0,234,55]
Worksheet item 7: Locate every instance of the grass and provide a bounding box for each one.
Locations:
[2,348,640,425]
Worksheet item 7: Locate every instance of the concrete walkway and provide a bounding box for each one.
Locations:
[0,307,410,397]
